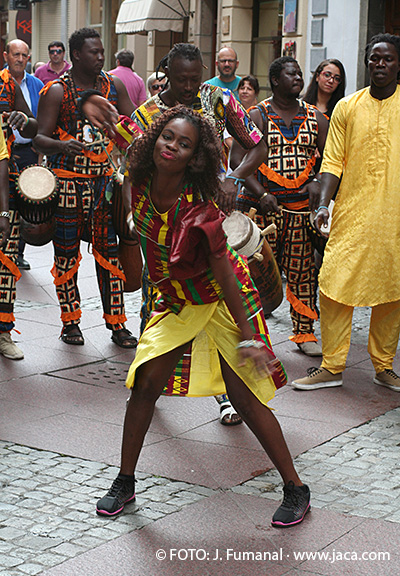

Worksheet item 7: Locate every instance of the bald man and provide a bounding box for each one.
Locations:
[4,39,43,270]
[205,46,241,99]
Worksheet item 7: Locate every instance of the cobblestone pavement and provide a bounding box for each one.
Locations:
[1,406,399,575]
[3,288,399,575]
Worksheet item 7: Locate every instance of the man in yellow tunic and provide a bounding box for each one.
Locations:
[292,33,400,392]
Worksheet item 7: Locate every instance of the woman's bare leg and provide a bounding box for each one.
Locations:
[220,354,301,486]
[120,342,190,475]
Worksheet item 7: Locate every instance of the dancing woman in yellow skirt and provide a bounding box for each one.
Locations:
[96,106,310,528]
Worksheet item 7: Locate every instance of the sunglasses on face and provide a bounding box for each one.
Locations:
[320,70,341,84]
[49,49,63,55]
[218,59,236,64]
[151,83,165,90]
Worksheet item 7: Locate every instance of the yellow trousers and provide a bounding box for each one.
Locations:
[320,292,400,374]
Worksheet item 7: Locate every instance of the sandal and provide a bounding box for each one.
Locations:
[215,394,243,426]
[111,328,138,349]
[60,324,84,346]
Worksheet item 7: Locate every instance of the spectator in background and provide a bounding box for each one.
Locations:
[238,74,259,109]
[303,59,346,117]
[33,61,46,74]
[109,49,146,109]
[3,39,44,271]
[205,46,241,99]
[34,41,71,85]
[147,71,167,97]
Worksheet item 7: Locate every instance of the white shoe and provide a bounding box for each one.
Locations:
[292,367,343,390]
[297,341,322,356]
[0,332,24,360]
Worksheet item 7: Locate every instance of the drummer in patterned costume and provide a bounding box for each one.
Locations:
[34,28,137,347]
[83,43,267,425]
[95,107,311,529]
[232,57,329,357]
[0,69,38,360]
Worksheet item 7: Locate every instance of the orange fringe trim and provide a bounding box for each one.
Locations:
[0,312,15,322]
[103,313,127,324]
[51,252,82,286]
[286,284,318,320]
[39,80,57,96]
[61,309,82,322]
[92,248,126,281]
[0,251,21,281]
[289,333,318,344]
[258,156,316,190]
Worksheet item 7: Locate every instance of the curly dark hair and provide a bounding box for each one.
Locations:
[303,59,346,117]
[128,106,223,202]
[364,33,400,80]
[69,28,100,61]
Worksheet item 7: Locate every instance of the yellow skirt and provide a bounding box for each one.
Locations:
[126,300,277,407]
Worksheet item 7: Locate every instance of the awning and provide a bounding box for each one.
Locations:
[116,0,189,34]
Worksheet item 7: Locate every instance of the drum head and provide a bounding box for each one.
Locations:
[222,211,251,251]
[18,166,57,201]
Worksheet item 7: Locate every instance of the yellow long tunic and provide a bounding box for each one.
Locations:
[319,86,400,307]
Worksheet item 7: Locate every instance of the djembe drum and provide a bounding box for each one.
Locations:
[16,165,59,246]
[222,210,283,315]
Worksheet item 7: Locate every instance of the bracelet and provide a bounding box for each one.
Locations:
[312,177,320,183]
[260,192,269,200]
[226,175,245,186]
[236,339,264,350]
[315,205,329,213]
[0,211,10,219]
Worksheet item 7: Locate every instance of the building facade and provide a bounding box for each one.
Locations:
[0,1,397,99]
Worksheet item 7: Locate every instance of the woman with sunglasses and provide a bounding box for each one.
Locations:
[303,59,346,118]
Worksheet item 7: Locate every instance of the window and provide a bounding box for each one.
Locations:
[252,0,284,99]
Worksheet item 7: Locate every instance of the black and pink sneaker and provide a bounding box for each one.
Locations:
[96,474,136,517]
[271,482,310,527]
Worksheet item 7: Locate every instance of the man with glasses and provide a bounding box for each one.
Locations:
[205,46,241,99]
[35,41,71,85]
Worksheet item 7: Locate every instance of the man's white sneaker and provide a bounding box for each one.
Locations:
[0,332,24,360]
[292,367,343,390]
[373,369,400,392]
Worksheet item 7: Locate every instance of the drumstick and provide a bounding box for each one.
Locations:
[261,223,276,236]
[247,207,257,220]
